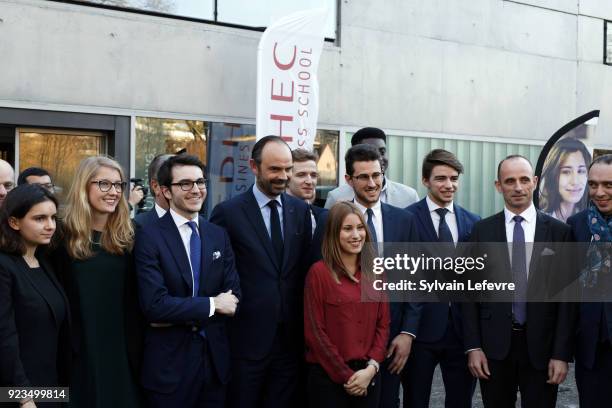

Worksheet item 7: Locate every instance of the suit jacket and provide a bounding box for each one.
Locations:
[324,178,419,209]
[310,203,419,340]
[135,212,241,392]
[133,207,160,230]
[209,187,312,360]
[568,209,612,369]
[405,198,480,343]
[462,210,576,369]
[0,252,70,388]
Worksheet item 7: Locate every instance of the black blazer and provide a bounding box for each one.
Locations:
[0,252,70,388]
[210,187,312,360]
[462,210,576,369]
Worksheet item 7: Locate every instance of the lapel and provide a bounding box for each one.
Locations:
[16,256,62,326]
[241,187,281,271]
[159,212,194,294]
[528,211,550,279]
[414,199,438,242]
[281,194,295,273]
[381,203,396,242]
[198,216,212,296]
[454,204,468,242]
[492,211,513,272]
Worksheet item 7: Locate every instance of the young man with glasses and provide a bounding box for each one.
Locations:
[135,154,241,408]
[0,159,15,207]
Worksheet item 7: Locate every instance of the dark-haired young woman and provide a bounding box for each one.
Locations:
[0,184,69,408]
[304,201,389,408]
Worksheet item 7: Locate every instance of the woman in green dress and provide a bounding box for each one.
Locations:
[58,156,143,407]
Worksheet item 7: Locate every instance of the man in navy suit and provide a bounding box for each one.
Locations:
[286,148,326,231]
[134,153,173,228]
[568,154,612,407]
[135,154,241,408]
[402,149,479,408]
[210,136,312,408]
[320,144,419,407]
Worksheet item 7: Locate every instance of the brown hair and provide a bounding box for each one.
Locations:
[321,201,375,283]
[291,148,318,163]
[422,149,464,179]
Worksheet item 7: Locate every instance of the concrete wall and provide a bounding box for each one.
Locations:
[0,0,610,145]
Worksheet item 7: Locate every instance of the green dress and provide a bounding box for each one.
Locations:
[68,232,141,408]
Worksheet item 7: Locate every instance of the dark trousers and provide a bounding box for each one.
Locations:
[395,322,474,408]
[576,341,612,408]
[479,330,557,408]
[227,325,299,408]
[146,334,225,408]
[307,364,381,408]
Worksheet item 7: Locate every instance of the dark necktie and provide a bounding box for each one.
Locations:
[366,208,378,243]
[512,215,527,325]
[268,200,284,266]
[186,221,201,296]
[435,208,454,243]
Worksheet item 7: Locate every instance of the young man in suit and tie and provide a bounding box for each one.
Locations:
[463,155,575,408]
[286,148,326,231]
[331,144,419,408]
[134,153,173,228]
[135,154,241,408]
[402,149,479,408]
[210,136,312,408]
[568,154,612,407]
[324,127,419,209]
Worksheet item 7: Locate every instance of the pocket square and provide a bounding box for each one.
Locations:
[541,248,555,256]
[213,251,221,260]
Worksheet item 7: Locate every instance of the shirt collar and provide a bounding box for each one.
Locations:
[425,195,454,214]
[154,202,167,218]
[504,203,536,224]
[169,208,199,229]
[353,198,381,215]
[253,183,282,210]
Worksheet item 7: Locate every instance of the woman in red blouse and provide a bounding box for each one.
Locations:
[304,201,390,408]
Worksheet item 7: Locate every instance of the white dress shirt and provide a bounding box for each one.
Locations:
[426,196,459,244]
[154,202,167,218]
[252,183,284,239]
[169,208,214,316]
[353,199,384,243]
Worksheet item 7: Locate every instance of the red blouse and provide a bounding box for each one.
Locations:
[304,260,390,384]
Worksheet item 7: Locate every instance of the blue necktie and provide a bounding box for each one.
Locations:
[435,208,454,243]
[512,215,527,325]
[366,208,378,244]
[187,221,201,296]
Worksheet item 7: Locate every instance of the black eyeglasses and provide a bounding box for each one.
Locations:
[171,178,208,191]
[91,180,127,192]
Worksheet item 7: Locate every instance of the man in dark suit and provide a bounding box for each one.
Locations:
[134,153,173,228]
[135,154,241,408]
[286,148,326,231]
[463,155,575,408]
[568,154,612,407]
[322,144,419,407]
[402,149,479,408]
[209,136,312,408]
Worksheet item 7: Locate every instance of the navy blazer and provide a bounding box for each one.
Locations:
[133,207,160,230]
[310,202,419,340]
[568,209,612,369]
[135,212,241,393]
[209,187,312,360]
[405,198,480,343]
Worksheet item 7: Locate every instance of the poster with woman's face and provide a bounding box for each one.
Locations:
[537,120,595,223]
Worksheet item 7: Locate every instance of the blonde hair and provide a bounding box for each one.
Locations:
[63,156,134,260]
[321,201,374,283]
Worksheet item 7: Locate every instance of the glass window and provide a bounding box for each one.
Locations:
[18,128,106,204]
[68,0,337,39]
[135,117,207,211]
[313,129,338,201]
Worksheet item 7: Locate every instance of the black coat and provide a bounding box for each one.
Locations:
[0,252,71,388]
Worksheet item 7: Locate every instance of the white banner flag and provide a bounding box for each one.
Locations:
[256,7,328,150]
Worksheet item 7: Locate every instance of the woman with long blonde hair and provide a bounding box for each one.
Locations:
[56,156,142,407]
[304,201,389,408]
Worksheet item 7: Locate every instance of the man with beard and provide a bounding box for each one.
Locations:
[324,127,418,209]
[568,154,612,407]
[210,136,312,408]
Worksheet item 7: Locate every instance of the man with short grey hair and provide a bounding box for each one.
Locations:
[0,159,15,208]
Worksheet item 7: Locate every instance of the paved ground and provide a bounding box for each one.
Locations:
[425,364,579,407]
